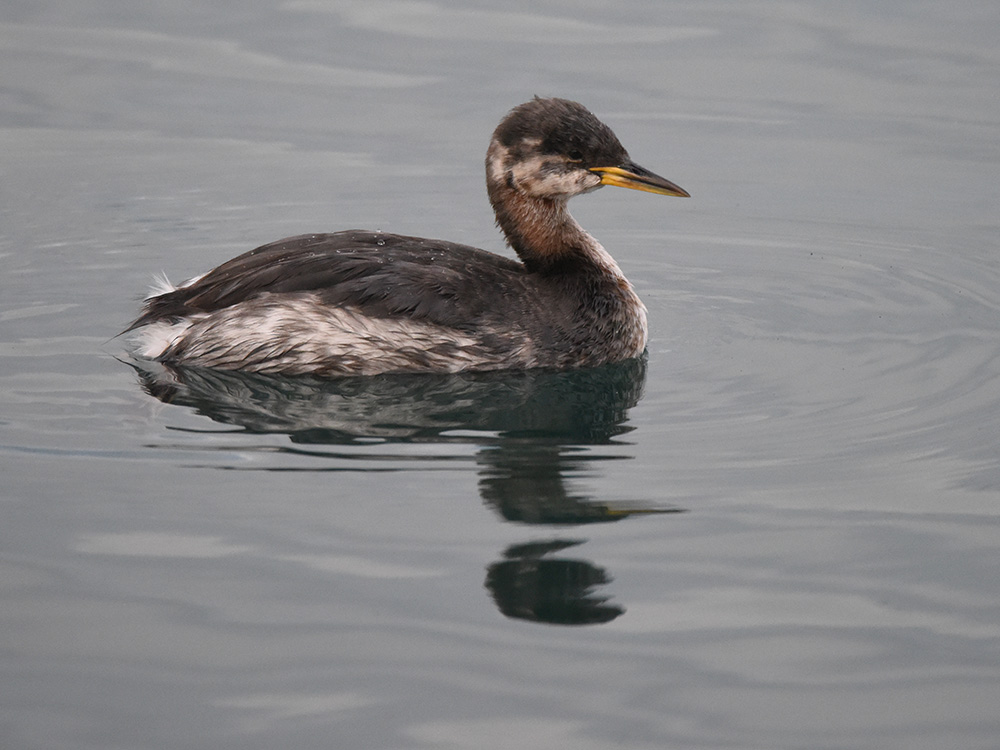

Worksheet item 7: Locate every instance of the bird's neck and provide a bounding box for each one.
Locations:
[487,176,648,360]
[489,183,622,278]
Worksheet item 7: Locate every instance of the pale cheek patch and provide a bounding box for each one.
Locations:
[509,156,601,198]
[487,138,601,199]
[486,141,511,187]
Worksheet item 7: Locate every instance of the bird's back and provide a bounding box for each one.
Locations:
[129,231,528,330]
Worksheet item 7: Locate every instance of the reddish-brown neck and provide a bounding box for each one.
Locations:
[488,182,599,274]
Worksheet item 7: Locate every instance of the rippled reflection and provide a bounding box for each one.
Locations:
[486,540,623,625]
[128,356,683,624]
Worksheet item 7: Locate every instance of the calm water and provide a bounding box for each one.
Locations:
[3,2,1000,749]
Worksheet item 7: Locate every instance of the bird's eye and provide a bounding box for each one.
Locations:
[567,150,584,163]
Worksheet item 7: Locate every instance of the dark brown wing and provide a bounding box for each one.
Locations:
[126,230,532,333]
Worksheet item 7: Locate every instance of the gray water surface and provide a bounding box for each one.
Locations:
[2,2,999,749]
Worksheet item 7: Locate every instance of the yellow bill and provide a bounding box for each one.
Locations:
[590,163,690,197]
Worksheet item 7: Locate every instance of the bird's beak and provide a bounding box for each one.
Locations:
[589,161,690,197]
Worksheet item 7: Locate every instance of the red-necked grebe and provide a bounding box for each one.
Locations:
[126,97,689,376]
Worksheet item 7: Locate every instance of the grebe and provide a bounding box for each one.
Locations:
[126,97,689,376]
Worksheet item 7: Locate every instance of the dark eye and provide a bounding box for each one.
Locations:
[567,150,584,163]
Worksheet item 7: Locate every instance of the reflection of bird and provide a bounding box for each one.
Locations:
[127,356,648,443]
[486,540,625,625]
[125,97,688,376]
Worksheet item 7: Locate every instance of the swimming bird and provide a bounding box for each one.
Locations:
[125,97,689,376]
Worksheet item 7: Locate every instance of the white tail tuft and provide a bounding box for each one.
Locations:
[146,272,177,299]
